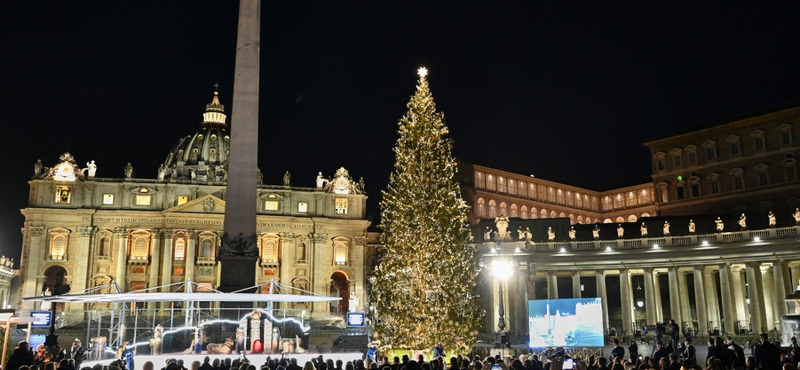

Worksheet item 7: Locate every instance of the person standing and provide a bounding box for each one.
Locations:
[611,339,625,360]
[754,334,780,370]
[681,338,696,366]
[7,341,35,370]
[629,340,639,365]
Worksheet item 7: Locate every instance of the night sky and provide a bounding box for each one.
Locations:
[2,2,800,261]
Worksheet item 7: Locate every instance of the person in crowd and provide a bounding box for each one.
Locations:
[681,338,696,366]
[754,333,780,370]
[725,336,745,370]
[8,341,36,370]
[612,339,625,361]
[667,354,680,370]
[629,341,639,366]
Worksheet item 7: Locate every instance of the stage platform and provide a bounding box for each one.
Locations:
[84,353,366,370]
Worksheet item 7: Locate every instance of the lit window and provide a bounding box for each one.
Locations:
[488,200,497,218]
[335,198,348,215]
[55,186,71,204]
[476,198,486,217]
[265,200,279,211]
[298,202,308,213]
[475,171,486,189]
[174,239,186,260]
[132,237,148,257]
[497,176,507,193]
[508,179,516,195]
[200,239,213,258]
[177,196,188,205]
[263,240,278,262]
[334,242,347,265]
[135,195,151,206]
[103,194,114,205]
[486,174,496,191]
[50,235,67,260]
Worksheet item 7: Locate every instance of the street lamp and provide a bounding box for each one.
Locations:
[491,259,513,338]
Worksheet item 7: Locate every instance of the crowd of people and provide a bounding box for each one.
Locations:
[4,334,799,370]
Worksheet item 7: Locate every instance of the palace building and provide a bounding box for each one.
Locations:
[18,90,373,329]
[467,102,800,344]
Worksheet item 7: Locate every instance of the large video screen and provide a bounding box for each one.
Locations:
[528,298,604,348]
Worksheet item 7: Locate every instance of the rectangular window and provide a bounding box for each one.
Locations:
[538,186,546,201]
[497,177,507,193]
[754,137,765,151]
[691,183,700,197]
[55,186,72,204]
[787,168,797,182]
[547,187,556,203]
[529,183,536,199]
[657,159,665,171]
[711,179,721,194]
[676,186,685,200]
[707,147,717,160]
[733,176,744,190]
[613,195,624,208]
[335,198,348,214]
[135,195,151,206]
[518,182,527,198]
[297,202,308,213]
[475,171,486,189]
[688,151,697,166]
[264,201,280,211]
[177,196,188,206]
[782,132,792,146]
[673,154,682,167]
[486,175,496,191]
[102,194,114,205]
[556,190,565,204]
[758,172,769,186]
[602,197,612,211]
[730,142,740,156]
[507,179,516,195]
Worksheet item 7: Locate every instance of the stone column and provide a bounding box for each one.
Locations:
[704,269,720,332]
[653,270,664,322]
[772,261,788,318]
[185,230,197,281]
[572,270,582,298]
[73,227,95,293]
[22,226,46,311]
[693,266,709,336]
[619,269,634,336]
[745,262,767,334]
[718,264,736,334]
[160,230,174,311]
[517,269,530,336]
[644,267,657,325]
[677,270,692,332]
[731,267,748,327]
[148,229,162,310]
[668,267,683,326]
[114,228,128,291]
[596,270,609,334]
[761,266,776,331]
[548,271,559,299]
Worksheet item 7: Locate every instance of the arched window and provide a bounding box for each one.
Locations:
[615,216,625,223]
[260,236,279,263]
[641,212,651,218]
[603,218,612,224]
[334,242,347,265]
[577,215,584,224]
[568,214,574,223]
[559,211,565,218]
[499,202,507,216]
[200,239,213,258]
[132,237,148,257]
[51,235,67,260]
[488,200,497,218]
[509,204,518,218]
[476,198,486,218]
[628,215,638,222]
[540,209,547,219]
[550,210,557,218]
[174,239,186,261]
[520,205,528,219]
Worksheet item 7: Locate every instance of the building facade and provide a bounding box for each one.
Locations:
[18,91,373,323]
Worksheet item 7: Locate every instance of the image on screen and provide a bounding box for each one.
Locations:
[528,297,604,348]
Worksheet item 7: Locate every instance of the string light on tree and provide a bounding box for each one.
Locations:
[370,67,483,353]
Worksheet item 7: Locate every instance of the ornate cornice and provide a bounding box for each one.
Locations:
[29,226,46,236]
[76,226,96,237]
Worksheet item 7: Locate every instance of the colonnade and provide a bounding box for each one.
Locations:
[484,259,799,338]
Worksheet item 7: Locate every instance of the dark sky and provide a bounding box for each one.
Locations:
[2,2,800,260]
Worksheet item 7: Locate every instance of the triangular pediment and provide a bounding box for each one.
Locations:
[165,194,225,214]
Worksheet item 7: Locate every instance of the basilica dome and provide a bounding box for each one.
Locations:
[159,89,230,183]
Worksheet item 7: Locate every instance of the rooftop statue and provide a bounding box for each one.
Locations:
[768,211,776,227]
[663,221,670,236]
[617,224,624,238]
[738,213,747,230]
[715,217,724,232]
[568,226,576,240]
[547,226,556,241]
[640,222,648,236]
[688,219,696,233]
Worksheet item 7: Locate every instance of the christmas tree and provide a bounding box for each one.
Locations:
[371,68,483,353]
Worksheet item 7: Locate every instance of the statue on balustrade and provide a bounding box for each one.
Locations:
[592,224,600,239]
[688,219,696,233]
[794,208,800,224]
[547,227,556,241]
[768,211,776,227]
[738,213,747,230]
[663,221,670,236]
[640,222,648,236]
[569,226,576,240]
[715,217,724,232]
[617,224,624,238]
[484,227,492,242]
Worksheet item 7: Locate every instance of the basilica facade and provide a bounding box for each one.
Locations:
[18,90,372,323]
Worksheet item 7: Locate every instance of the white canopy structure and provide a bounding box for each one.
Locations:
[24,279,341,304]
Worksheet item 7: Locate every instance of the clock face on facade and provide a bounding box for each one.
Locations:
[332,176,350,194]
[53,163,76,181]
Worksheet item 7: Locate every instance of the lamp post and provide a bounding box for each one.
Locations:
[491,259,513,346]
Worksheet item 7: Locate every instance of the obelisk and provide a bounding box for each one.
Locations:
[220,0,260,291]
